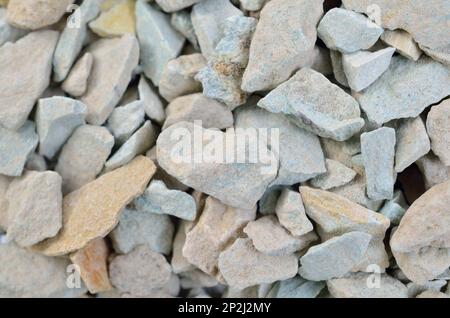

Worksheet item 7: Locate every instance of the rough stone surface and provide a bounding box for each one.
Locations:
[381,30,422,61]
[310,159,357,190]
[34,156,156,256]
[156,0,202,12]
[241,0,323,92]
[138,76,166,124]
[426,99,450,166]
[258,68,364,141]
[416,154,450,190]
[107,100,145,145]
[89,0,135,37]
[62,53,94,97]
[171,10,198,49]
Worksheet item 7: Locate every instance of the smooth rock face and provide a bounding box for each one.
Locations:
[299,232,371,281]
[391,180,450,284]
[183,197,256,277]
[416,154,450,190]
[310,159,357,190]
[342,48,396,92]
[241,0,323,92]
[426,99,450,166]
[361,127,396,200]
[107,100,145,145]
[89,0,135,37]
[327,273,408,298]
[136,0,185,86]
[6,0,74,30]
[62,53,94,97]
[34,156,156,256]
[275,189,314,237]
[156,0,202,12]
[164,93,234,130]
[0,121,38,177]
[381,30,422,61]
[395,117,430,173]
[317,8,383,54]
[218,238,298,290]
[109,245,172,296]
[157,122,277,209]
[36,97,87,159]
[55,125,114,194]
[110,207,174,255]
[235,104,326,186]
[258,68,364,141]
[0,30,59,129]
[6,171,62,247]
[81,34,139,125]
[138,76,166,124]
[354,56,450,125]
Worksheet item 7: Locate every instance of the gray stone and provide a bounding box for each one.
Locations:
[426,99,450,166]
[0,8,27,46]
[417,290,450,298]
[317,8,383,54]
[171,220,196,274]
[0,30,59,129]
[171,10,198,49]
[107,100,145,145]
[381,30,422,61]
[25,153,47,172]
[407,280,447,298]
[330,50,349,87]
[62,53,93,97]
[0,121,38,177]
[353,56,450,125]
[361,127,396,200]
[136,0,185,86]
[134,179,197,221]
[272,277,325,298]
[310,159,357,190]
[55,125,114,194]
[321,135,361,169]
[240,0,267,11]
[258,68,364,141]
[156,0,202,12]
[342,47,396,92]
[299,232,371,281]
[36,97,87,159]
[0,175,11,232]
[416,153,450,190]
[258,185,282,215]
[138,76,166,124]
[379,190,408,226]
[241,0,323,92]
[110,207,174,255]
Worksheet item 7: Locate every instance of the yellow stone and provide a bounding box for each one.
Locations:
[34,156,156,256]
[89,0,136,37]
[0,0,9,7]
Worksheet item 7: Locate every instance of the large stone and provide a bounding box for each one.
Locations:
[241,0,323,92]
[136,0,185,86]
[89,0,135,37]
[258,68,364,141]
[381,30,422,61]
[138,76,166,124]
[416,153,450,190]
[391,180,450,284]
[55,125,114,194]
[81,34,139,125]
[34,156,156,256]
[426,99,450,166]
[310,159,357,190]
[353,56,450,125]
[62,53,94,97]
[218,238,298,290]
[106,100,145,145]
[156,0,202,12]
[0,30,59,129]
[0,121,38,177]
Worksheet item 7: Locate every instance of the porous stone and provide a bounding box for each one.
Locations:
[156,0,202,12]
[317,8,383,54]
[138,76,166,124]
[0,121,38,177]
[241,0,323,92]
[56,125,114,194]
[136,0,185,86]
[89,0,135,37]
[342,47,395,92]
[353,56,450,125]
[258,68,364,142]
[109,245,172,296]
[310,159,357,190]
[110,207,174,255]
[275,189,314,237]
[381,30,422,61]
[416,154,450,190]
[0,30,59,129]
[107,100,145,145]
[391,180,450,284]
[159,53,205,102]
[62,53,94,97]
[36,97,87,159]
[426,99,450,166]
[34,156,156,256]
[134,179,196,221]
[299,232,371,281]
[218,238,298,290]
[164,94,233,130]
[81,34,139,125]
[170,10,198,49]
[361,127,396,200]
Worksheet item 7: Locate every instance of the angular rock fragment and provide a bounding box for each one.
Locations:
[0,121,38,177]
[34,156,156,256]
[342,47,395,92]
[240,0,267,11]
[62,53,94,97]
[156,0,202,12]
[406,279,447,298]
[381,30,422,61]
[299,232,371,281]
[0,176,11,231]
[0,8,27,46]
[89,0,135,37]
[361,127,396,200]
[36,97,87,159]
[379,190,408,226]
[330,50,349,87]
[310,159,357,190]
[110,207,174,255]
[416,154,450,190]
[136,0,185,85]
[81,34,139,125]
[218,238,298,290]
[56,125,114,194]
[426,99,450,166]
[107,100,145,145]
[138,76,166,124]
[275,189,313,237]
[0,30,59,129]
[179,270,219,290]
[109,245,172,296]
[170,10,198,49]
[258,68,364,141]
[171,220,195,274]
[242,0,323,92]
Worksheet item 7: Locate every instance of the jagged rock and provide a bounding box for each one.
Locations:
[89,0,135,37]
[426,99,450,166]
[171,220,195,274]
[321,135,361,169]
[138,76,166,124]
[107,100,145,145]
[156,0,202,12]
[379,190,408,226]
[171,10,198,49]
[330,50,349,87]
[62,53,94,97]
[310,159,357,190]
[416,154,450,190]
[381,30,422,61]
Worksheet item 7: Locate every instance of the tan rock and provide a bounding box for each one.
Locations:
[69,238,113,294]
[62,53,94,97]
[381,30,422,61]
[416,153,450,190]
[34,156,156,256]
[426,99,450,166]
[89,0,135,37]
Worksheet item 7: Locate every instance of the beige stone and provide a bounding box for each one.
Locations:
[62,53,94,97]
[381,30,422,61]
[416,153,450,190]
[89,0,135,37]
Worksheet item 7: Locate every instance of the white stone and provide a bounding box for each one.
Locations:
[268,276,325,298]
[310,159,357,190]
